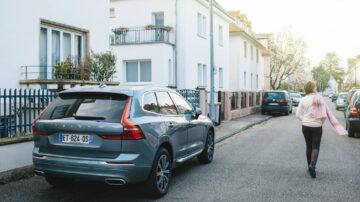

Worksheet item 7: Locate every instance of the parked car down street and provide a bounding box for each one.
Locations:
[331,94,339,102]
[261,91,293,115]
[32,86,215,198]
[335,92,348,110]
[289,92,302,107]
[344,90,360,137]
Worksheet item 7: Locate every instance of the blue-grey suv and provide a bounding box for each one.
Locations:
[32,86,215,197]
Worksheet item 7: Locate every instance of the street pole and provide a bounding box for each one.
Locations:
[209,0,215,121]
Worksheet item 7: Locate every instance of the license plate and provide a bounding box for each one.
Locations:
[269,103,279,106]
[59,133,93,144]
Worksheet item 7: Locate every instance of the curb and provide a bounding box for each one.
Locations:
[215,116,272,144]
[0,166,34,185]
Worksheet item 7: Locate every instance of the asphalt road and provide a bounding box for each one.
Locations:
[0,98,359,202]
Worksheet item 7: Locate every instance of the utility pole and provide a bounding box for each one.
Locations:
[209,0,215,121]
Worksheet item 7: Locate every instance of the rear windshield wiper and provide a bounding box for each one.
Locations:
[73,114,106,120]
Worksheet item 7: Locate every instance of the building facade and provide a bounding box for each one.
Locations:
[109,0,232,91]
[0,0,110,89]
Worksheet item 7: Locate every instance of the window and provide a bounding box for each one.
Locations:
[109,8,115,18]
[40,22,87,70]
[218,68,223,88]
[197,64,207,87]
[244,41,247,58]
[251,46,254,60]
[256,49,259,63]
[51,30,60,66]
[197,13,207,38]
[143,92,159,113]
[231,92,239,110]
[256,92,261,105]
[244,72,247,88]
[125,60,152,83]
[256,75,259,89]
[170,93,193,114]
[251,73,253,89]
[42,93,128,123]
[218,26,223,46]
[63,33,71,60]
[156,92,177,115]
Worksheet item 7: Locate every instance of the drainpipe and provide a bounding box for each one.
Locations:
[174,0,178,88]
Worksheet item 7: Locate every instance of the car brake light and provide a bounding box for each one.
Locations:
[32,107,49,136]
[262,98,268,102]
[280,99,288,103]
[120,97,145,140]
[350,106,359,117]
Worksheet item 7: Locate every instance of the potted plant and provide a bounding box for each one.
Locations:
[145,24,156,30]
[164,26,173,32]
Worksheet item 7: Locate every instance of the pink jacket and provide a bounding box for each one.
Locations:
[311,93,348,136]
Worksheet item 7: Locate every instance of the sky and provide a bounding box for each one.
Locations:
[217,0,360,67]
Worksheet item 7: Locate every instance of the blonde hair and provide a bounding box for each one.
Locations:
[304,81,316,94]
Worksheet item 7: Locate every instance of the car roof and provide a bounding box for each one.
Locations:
[264,90,288,93]
[59,85,176,97]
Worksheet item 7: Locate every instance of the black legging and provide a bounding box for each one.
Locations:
[302,126,323,167]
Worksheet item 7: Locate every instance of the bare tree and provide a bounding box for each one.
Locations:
[269,27,309,90]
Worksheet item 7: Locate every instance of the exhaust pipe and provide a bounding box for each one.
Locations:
[105,178,126,186]
[34,170,45,176]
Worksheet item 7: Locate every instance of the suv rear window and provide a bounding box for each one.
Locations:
[264,92,285,100]
[41,93,128,123]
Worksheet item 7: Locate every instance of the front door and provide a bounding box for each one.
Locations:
[153,12,164,41]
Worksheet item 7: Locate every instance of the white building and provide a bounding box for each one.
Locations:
[109,0,232,91]
[228,11,271,92]
[324,75,339,95]
[0,0,110,89]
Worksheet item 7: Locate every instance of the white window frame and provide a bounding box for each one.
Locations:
[218,67,223,88]
[218,25,223,46]
[197,63,207,87]
[109,8,115,18]
[244,72,247,89]
[256,74,259,89]
[244,41,247,58]
[197,13,207,38]
[256,49,259,63]
[124,60,152,84]
[251,46,254,61]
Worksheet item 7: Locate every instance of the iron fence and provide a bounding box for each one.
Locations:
[0,89,57,138]
[177,89,200,108]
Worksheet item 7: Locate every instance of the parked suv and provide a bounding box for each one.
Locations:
[261,91,292,115]
[345,90,360,137]
[32,86,215,197]
[335,92,348,110]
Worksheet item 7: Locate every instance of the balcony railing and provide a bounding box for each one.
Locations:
[110,26,174,45]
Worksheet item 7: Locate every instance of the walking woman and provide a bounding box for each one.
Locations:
[296,81,347,178]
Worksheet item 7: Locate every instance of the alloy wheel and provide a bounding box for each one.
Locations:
[207,134,214,161]
[156,154,170,192]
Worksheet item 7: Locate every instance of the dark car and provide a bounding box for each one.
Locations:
[331,94,338,102]
[32,86,215,198]
[345,90,360,137]
[261,91,293,115]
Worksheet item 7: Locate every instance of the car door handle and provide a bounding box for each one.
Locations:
[168,122,175,128]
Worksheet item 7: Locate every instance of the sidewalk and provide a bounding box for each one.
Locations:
[215,113,272,143]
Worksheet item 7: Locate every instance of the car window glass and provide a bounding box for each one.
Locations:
[41,93,128,123]
[264,92,285,99]
[143,92,159,113]
[170,92,193,114]
[156,92,178,115]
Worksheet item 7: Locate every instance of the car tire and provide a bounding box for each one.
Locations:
[198,130,215,164]
[261,110,265,115]
[145,148,172,198]
[347,123,355,138]
[45,176,74,187]
[285,110,289,116]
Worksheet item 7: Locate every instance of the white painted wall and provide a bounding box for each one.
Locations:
[0,0,109,89]
[177,0,230,91]
[229,33,264,91]
[110,0,231,91]
[111,44,174,86]
[0,141,34,173]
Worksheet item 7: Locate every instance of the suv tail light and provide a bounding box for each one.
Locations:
[350,105,359,117]
[120,97,145,140]
[32,107,49,136]
[262,98,268,103]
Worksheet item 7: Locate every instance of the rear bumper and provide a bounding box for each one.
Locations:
[348,118,360,130]
[32,148,151,183]
[261,105,289,113]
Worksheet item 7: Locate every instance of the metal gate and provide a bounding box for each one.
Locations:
[177,89,200,108]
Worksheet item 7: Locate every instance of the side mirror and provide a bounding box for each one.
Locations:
[193,107,202,119]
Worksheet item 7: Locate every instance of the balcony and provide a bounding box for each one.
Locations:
[110,26,174,46]
[19,66,119,90]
